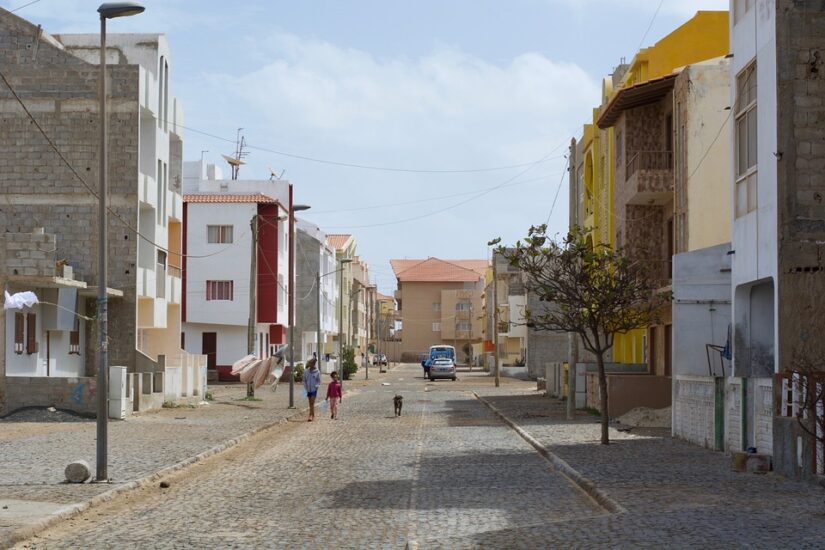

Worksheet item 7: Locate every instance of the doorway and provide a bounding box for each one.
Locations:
[202,332,217,371]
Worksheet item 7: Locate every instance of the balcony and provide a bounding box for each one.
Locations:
[624,151,673,205]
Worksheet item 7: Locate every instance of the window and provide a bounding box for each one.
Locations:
[456,302,471,311]
[69,329,80,355]
[14,313,24,354]
[432,302,441,312]
[207,225,233,244]
[432,322,441,332]
[457,322,472,332]
[206,280,234,301]
[26,313,37,355]
[735,62,758,217]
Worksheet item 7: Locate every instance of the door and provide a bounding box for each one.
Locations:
[664,324,672,377]
[202,332,217,371]
[649,328,657,374]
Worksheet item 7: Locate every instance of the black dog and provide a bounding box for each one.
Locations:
[393,394,403,417]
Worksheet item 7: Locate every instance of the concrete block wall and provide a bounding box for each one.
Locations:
[2,376,97,416]
[0,14,142,377]
[3,231,57,277]
[673,375,717,449]
[754,378,774,456]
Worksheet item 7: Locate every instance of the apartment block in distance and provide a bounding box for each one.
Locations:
[391,258,485,363]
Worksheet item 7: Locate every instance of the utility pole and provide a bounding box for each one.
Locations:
[493,252,500,387]
[316,271,322,377]
[247,215,257,398]
[567,137,578,419]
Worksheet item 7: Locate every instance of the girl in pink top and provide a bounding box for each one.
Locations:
[326,371,343,420]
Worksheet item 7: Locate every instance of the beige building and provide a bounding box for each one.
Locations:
[328,234,356,355]
[391,258,485,363]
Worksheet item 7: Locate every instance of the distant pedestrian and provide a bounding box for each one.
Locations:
[303,357,321,421]
[326,371,343,419]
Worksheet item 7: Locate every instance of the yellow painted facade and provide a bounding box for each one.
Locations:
[579,10,729,366]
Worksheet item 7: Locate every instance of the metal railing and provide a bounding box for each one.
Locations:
[626,151,673,180]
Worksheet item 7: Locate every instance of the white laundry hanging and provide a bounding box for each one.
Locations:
[3,290,39,310]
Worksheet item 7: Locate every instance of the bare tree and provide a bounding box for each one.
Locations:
[493,225,670,444]
[790,351,825,465]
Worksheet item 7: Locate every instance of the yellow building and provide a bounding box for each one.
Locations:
[579,11,730,368]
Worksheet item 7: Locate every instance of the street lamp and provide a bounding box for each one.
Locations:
[287,203,311,409]
[95,1,145,483]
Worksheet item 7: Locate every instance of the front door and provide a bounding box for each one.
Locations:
[202,332,217,371]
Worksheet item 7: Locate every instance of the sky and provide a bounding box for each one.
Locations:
[1,0,729,293]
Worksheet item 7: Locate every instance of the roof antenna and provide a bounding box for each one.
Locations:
[222,128,248,180]
[268,166,286,181]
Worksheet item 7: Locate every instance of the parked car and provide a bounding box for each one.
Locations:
[373,353,388,366]
[428,358,457,381]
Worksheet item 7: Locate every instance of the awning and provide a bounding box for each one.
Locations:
[5,275,87,290]
[597,72,678,129]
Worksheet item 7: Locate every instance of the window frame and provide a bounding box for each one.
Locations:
[206,280,234,301]
[207,225,234,244]
[735,61,758,217]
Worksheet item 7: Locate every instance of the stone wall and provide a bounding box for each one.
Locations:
[3,231,57,277]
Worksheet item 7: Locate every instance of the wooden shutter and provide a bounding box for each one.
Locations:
[14,313,24,354]
[26,313,37,354]
[69,330,80,355]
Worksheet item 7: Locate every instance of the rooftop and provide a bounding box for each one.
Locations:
[391,258,487,283]
[183,192,278,204]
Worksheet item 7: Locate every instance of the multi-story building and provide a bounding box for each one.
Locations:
[181,160,291,380]
[350,256,373,356]
[665,58,734,451]
[328,234,356,354]
[294,219,338,372]
[728,0,825,481]
[391,258,485,363]
[0,11,204,416]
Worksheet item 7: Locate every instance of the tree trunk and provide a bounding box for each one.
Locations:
[596,351,609,445]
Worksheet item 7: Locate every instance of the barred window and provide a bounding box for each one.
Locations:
[69,329,81,355]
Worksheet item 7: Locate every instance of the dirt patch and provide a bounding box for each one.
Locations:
[616,406,671,428]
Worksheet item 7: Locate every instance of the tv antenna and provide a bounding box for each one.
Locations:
[222,128,248,180]
[268,166,286,181]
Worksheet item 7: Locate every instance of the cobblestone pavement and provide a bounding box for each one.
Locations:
[477,390,825,548]
[10,366,825,548]
[1,374,373,542]
[15,366,602,549]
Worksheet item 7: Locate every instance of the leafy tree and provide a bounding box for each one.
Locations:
[494,225,671,444]
[342,346,358,380]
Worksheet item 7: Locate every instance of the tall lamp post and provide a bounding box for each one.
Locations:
[96,1,145,483]
[287,203,311,409]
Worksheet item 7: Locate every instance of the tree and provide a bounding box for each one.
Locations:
[494,225,670,444]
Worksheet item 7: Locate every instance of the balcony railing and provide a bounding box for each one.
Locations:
[626,151,673,181]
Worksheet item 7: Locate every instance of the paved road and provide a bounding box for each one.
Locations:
[18,365,602,549]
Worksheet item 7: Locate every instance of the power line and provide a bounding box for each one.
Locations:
[0,68,245,261]
[180,121,562,174]
[544,156,569,225]
[637,0,665,51]
[8,0,41,13]
[323,148,561,230]
[308,172,559,215]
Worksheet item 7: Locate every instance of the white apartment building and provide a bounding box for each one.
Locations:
[182,161,291,380]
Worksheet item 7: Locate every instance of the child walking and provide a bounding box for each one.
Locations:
[326,371,343,420]
[303,358,321,422]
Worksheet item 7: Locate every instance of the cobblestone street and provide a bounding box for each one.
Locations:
[7,364,825,549]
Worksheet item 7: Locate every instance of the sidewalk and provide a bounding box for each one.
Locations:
[476,387,825,547]
[0,369,383,548]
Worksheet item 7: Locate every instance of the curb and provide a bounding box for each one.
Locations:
[1,406,307,550]
[473,392,627,515]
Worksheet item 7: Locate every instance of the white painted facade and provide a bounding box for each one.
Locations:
[730,0,778,376]
[296,219,338,363]
[181,161,291,372]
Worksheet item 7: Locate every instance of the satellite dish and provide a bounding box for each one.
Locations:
[222,154,245,167]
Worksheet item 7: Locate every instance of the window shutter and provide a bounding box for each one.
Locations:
[69,330,80,355]
[26,313,37,354]
[14,313,24,354]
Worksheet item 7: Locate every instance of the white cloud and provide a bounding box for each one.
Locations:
[179,33,597,274]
